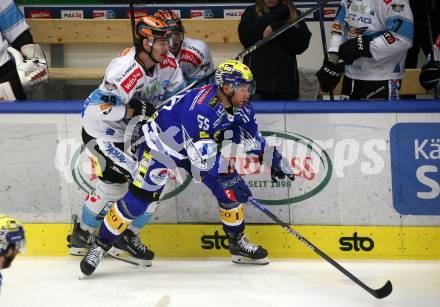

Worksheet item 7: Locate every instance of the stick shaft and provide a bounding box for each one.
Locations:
[156,0,330,109]
[317,0,334,100]
[247,197,391,298]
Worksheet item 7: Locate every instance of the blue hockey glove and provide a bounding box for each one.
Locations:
[338,35,372,65]
[271,148,295,183]
[217,171,252,203]
[419,60,440,91]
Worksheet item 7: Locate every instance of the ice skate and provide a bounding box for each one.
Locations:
[80,235,111,276]
[108,229,154,266]
[227,231,269,265]
[67,214,92,256]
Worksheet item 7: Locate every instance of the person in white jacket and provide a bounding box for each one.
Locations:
[317,0,414,100]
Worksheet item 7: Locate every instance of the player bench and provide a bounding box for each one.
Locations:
[28,18,240,80]
[29,19,426,97]
[318,68,427,97]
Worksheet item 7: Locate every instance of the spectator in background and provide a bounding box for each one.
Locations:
[419,33,440,93]
[403,0,439,98]
[405,0,439,71]
[0,0,47,100]
[0,214,26,292]
[238,0,311,100]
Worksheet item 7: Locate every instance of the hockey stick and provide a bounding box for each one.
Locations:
[129,0,137,46]
[155,0,330,110]
[317,0,334,100]
[247,197,393,299]
[425,0,439,98]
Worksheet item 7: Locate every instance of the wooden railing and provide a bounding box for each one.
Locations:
[28,19,426,96]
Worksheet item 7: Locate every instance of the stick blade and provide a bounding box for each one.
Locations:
[372,280,393,299]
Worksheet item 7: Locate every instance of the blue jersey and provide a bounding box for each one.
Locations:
[141,83,265,177]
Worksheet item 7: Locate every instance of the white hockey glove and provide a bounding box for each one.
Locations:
[7,44,48,92]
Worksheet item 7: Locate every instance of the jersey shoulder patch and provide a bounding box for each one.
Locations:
[179,49,203,67]
[160,54,178,69]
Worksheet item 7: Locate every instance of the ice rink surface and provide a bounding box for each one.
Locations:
[1,257,439,307]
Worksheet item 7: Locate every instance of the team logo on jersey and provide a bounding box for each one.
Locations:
[100,103,113,115]
[160,56,177,69]
[345,24,368,37]
[180,50,202,67]
[162,80,170,89]
[208,96,220,108]
[196,87,213,105]
[391,4,404,13]
[149,168,170,185]
[383,32,396,44]
[104,81,117,91]
[115,63,136,82]
[121,68,143,93]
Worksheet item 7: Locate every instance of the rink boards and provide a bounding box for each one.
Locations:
[23,223,440,259]
[0,100,439,259]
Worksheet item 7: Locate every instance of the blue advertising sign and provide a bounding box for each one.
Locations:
[390,123,440,215]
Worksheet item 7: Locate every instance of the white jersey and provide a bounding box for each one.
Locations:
[0,0,30,67]
[175,37,214,84]
[82,48,186,142]
[329,0,413,81]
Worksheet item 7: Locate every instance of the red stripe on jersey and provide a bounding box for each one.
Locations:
[121,67,143,93]
[180,49,202,67]
[160,56,177,69]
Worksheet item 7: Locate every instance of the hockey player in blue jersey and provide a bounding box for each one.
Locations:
[79,60,295,276]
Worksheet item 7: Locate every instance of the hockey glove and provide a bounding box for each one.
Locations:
[7,44,48,92]
[419,61,440,91]
[217,171,252,203]
[271,148,295,183]
[316,52,344,92]
[129,99,157,119]
[338,35,373,65]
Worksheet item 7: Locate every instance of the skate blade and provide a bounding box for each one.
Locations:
[69,247,88,256]
[107,247,152,267]
[231,255,269,265]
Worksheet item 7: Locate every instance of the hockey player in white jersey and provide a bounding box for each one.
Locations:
[68,16,186,266]
[79,60,295,276]
[154,10,215,85]
[81,9,217,255]
[316,0,414,100]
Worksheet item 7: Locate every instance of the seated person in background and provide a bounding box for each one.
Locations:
[0,0,47,100]
[317,0,413,100]
[154,10,215,85]
[238,0,311,101]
